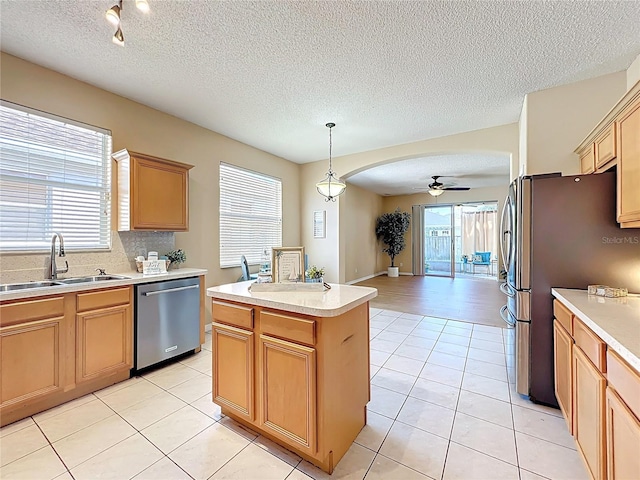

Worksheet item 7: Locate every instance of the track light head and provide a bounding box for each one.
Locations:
[112,27,124,46]
[135,0,150,13]
[105,3,121,26]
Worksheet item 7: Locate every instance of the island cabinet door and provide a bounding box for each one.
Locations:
[573,346,606,480]
[258,334,317,455]
[606,386,640,480]
[212,322,254,421]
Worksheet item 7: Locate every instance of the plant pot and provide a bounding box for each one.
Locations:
[387,266,399,277]
[306,276,323,283]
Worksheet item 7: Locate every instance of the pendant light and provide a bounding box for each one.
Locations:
[105,1,122,26]
[428,188,445,197]
[105,0,150,46]
[316,123,346,201]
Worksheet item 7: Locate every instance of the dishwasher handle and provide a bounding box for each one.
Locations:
[142,285,199,296]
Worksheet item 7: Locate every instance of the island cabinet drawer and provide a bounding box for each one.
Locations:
[212,301,254,330]
[260,311,315,346]
[77,287,131,312]
[607,350,640,420]
[553,299,573,335]
[0,296,65,327]
[574,318,606,373]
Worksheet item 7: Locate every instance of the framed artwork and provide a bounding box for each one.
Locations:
[313,210,326,238]
[272,246,305,283]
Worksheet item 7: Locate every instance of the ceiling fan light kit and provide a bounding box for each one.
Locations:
[316,122,346,202]
[105,0,149,46]
[425,175,471,196]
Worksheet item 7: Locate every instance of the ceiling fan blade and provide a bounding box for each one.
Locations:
[443,187,471,191]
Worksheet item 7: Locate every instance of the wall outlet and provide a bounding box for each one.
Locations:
[355,268,358,273]
[399,262,403,267]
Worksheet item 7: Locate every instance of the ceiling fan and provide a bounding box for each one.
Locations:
[421,176,471,197]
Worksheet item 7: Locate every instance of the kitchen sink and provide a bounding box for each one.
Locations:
[0,281,64,291]
[56,275,129,284]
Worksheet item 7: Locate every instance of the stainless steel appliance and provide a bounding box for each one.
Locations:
[499,171,640,406]
[135,276,201,370]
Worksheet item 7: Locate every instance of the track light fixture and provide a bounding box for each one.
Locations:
[105,0,149,47]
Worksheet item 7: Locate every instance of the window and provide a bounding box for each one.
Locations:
[219,163,282,268]
[0,102,112,252]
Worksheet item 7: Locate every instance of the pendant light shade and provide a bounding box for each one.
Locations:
[428,188,445,197]
[316,123,346,201]
[135,0,150,13]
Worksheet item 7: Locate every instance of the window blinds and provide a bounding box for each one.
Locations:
[0,102,112,252]
[219,162,282,268]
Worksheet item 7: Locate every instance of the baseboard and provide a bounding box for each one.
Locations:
[346,271,385,285]
[399,272,414,276]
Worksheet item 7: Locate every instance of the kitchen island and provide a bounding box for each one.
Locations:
[207,281,377,474]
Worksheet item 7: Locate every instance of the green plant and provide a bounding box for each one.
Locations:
[375,208,411,267]
[305,265,325,279]
[166,249,186,264]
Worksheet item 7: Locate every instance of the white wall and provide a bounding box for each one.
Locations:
[628,54,640,90]
[521,71,627,176]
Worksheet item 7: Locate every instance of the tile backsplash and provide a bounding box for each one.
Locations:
[0,231,175,284]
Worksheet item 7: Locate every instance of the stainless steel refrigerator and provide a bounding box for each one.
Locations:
[499,171,640,407]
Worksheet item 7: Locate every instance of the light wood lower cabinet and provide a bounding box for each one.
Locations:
[573,338,607,480]
[212,322,254,421]
[553,320,573,433]
[606,386,640,480]
[259,334,316,454]
[0,286,133,426]
[1,316,65,408]
[76,304,132,383]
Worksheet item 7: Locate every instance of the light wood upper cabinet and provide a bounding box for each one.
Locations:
[113,150,193,231]
[553,320,573,434]
[606,386,640,480]
[616,97,640,228]
[259,334,317,454]
[212,322,255,421]
[573,344,607,480]
[595,124,617,170]
[579,144,596,174]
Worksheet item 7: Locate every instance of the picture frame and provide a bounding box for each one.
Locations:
[272,246,305,283]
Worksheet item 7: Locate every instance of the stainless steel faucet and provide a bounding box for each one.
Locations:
[49,232,69,280]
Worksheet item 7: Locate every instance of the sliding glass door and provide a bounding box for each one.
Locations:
[423,205,455,277]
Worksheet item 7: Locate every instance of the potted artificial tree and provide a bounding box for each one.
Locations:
[375,208,411,277]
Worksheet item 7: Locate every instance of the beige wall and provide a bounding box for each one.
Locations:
[628,54,640,91]
[301,123,519,283]
[0,53,301,296]
[520,71,627,176]
[379,185,509,276]
[341,183,383,283]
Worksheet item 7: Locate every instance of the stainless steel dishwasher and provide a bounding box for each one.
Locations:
[135,276,200,370]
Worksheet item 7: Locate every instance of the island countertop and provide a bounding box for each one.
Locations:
[207,280,377,317]
[552,288,640,371]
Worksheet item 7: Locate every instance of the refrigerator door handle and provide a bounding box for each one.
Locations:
[500,305,515,327]
[499,282,515,298]
[500,194,512,272]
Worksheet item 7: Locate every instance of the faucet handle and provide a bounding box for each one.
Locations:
[96,268,107,276]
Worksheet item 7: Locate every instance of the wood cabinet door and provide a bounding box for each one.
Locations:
[76,304,132,383]
[595,124,617,170]
[606,387,640,480]
[553,320,573,434]
[259,334,316,454]
[131,155,189,231]
[1,317,65,407]
[212,322,254,421]
[573,346,606,480]
[579,144,596,174]
[616,98,640,227]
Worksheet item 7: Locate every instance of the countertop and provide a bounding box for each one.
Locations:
[552,288,640,371]
[207,280,378,317]
[0,268,208,302]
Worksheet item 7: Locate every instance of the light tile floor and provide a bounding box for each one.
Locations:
[0,308,588,480]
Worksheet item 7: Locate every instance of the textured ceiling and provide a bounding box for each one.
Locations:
[347,153,510,196]
[1,1,639,167]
